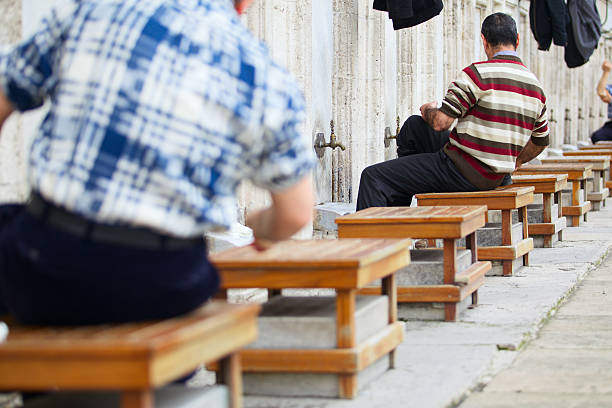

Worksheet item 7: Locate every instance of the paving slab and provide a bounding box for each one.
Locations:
[235,205,612,408]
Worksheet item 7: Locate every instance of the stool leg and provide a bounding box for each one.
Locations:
[501,209,513,276]
[472,290,478,305]
[336,289,357,398]
[571,181,581,227]
[519,206,529,266]
[382,274,397,368]
[543,193,553,248]
[121,390,153,408]
[443,238,457,321]
[218,353,243,408]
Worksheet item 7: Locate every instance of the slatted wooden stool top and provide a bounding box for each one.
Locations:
[511,174,568,248]
[595,141,612,146]
[511,174,568,194]
[211,239,410,399]
[335,205,487,239]
[211,238,411,290]
[564,150,612,190]
[514,163,593,180]
[416,186,534,276]
[335,206,490,321]
[415,186,534,210]
[579,144,612,150]
[0,301,260,408]
[541,156,610,172]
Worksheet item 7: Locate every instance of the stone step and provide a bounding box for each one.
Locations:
[24,385,229,408]
[532,216,566,248]
[399,297,473,321]
[488,205,559,224]
[248,295,388,349]
[382,248,472,286]
[243,295,390,397]
[562,188,585,205]
[457,222,524,247]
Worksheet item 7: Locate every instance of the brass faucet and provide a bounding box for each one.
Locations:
[314,120,346,153]
[384,115,401,147]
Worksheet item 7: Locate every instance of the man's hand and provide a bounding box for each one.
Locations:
[603,60,612,73]
[420,101,455,131]
[0,90,14,133]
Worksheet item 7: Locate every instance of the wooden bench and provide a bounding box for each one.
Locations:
[564,150,612,192]
[0,301,260,408]
[335,206,491,322]
[210,239,410,399]
[514,163,593,226]
[541,156,610,210]
[416,186,534,277]
[510,174,568,248]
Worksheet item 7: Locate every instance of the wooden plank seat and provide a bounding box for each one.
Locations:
[564,150,612,192]
[415,186,534,277]
[0,301,260,408]
[514,163,593,226]
[210,239,410,399]
[510,174,568,248]
[541,156,610,210]
[334,206,491,322]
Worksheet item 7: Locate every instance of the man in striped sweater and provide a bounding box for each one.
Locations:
[356,12,549,210]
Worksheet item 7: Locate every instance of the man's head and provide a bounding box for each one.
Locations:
[234,0,254,15]
[480,13,519,59]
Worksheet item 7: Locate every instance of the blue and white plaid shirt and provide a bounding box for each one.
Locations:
[0,0,314,237]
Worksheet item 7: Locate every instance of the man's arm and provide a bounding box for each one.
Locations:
[515,140,546,170]
[597,60,612,104]
[420,101,455,131]
[246,174,314,248]
[0,89,14,133]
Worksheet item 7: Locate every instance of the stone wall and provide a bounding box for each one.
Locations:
[2,0,612,229]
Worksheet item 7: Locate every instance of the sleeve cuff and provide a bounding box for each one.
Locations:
[439,102,461,119]
[531,134,550,146]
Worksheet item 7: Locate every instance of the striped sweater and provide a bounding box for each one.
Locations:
[439,54,549,190]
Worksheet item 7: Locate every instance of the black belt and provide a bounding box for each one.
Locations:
[26,193,204,250]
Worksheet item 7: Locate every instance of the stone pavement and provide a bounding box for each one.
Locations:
[459,232,612,407]
[244,202,612,408]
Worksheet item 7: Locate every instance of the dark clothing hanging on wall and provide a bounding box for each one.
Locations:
[373,0,444,30]
[564,0,601,68]
[529,0,570,50]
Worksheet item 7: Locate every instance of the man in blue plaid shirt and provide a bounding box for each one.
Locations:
[0,0,314,325]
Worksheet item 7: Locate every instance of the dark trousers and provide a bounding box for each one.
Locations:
[0,204,219,325]
[591,120,612,143]
[356,115,479,211]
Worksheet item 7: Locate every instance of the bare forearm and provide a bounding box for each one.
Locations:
[597,71,611,103]
[515,140,546,169]
[0,89,14,132]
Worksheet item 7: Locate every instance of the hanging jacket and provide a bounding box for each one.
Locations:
[529,0,570,50]
[564,0,601,68]
[373,0,443,30]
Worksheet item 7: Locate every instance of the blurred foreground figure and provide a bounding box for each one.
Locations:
[0,0,313,325]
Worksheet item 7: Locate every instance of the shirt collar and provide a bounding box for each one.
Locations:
[493,50,519,58]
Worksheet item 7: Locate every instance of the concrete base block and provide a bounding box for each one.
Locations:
[487,257,524,276]
[314,202,356,233]
[248,296,388,349]
[546,148,564,156]
[205,223,253,254]
[592,200,603,211]
[243,354,390,398]
[531,217,566,248]
[25,386,229,408]
[370,249,472,287]
[398,296,472,321]
[562,188,585,206]
[459,222,524,247]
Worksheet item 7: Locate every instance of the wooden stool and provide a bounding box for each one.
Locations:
[0,301,260,408]
[334,206,491,322]
[210,239,410,399]
[511,174,568,248]
[514,163,593,226]
[564,150,612,192]
[416,186,534,277]
[541,156,609,210]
